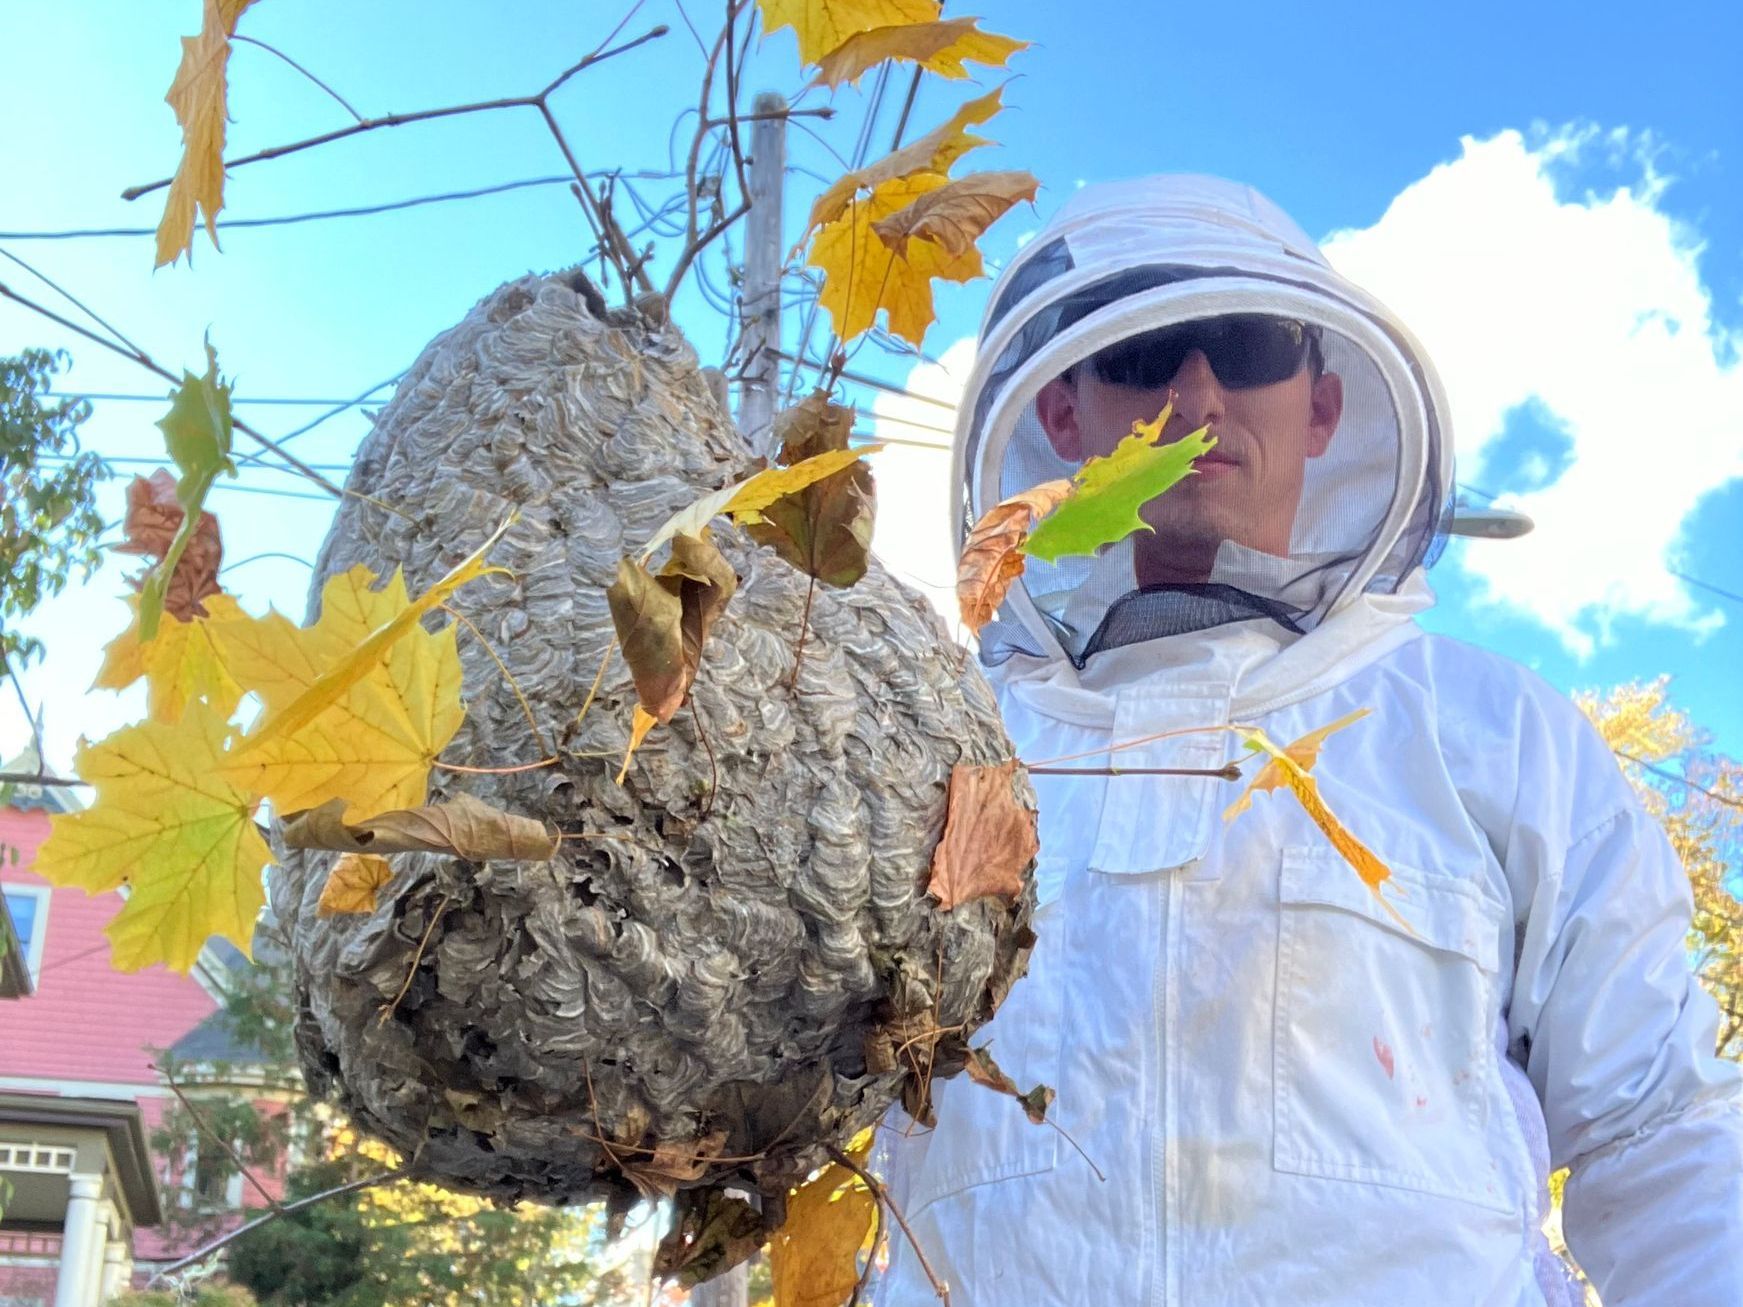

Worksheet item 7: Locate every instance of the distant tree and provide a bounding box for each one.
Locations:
[0,349,108,675]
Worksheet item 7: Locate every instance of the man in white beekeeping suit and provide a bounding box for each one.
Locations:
[871,175,1743,1305]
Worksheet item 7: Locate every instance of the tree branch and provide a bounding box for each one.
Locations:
[231,35,364,123]
[146,1165,411,1283]
[159,1061,287,1217]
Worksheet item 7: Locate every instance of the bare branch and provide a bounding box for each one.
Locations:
[231,35,364,123]
[120,28,670,203]
[146,1165,412,1283]
[159,1061,287,1217]
[827,1145,949,1305]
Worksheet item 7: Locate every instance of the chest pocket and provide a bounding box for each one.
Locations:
[893,877,1069,1216]
[1273,847,1516,1214]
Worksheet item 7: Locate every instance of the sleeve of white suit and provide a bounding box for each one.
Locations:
[1505,732,1743,1306]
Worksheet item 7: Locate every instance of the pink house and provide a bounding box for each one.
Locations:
[0,750,281,1306]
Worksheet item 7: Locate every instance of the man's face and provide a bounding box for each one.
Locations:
[1035,331,1344,577]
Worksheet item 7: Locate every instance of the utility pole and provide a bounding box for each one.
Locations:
[736,90,787,457]
[694,92,785,1307]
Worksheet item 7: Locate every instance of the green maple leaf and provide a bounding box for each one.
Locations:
[139,338,236,640]
[1021,413,1216,564]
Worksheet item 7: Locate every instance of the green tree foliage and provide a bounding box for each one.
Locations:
[0,349,109,673]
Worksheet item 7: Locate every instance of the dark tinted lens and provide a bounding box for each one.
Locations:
[1088,316,1311,389]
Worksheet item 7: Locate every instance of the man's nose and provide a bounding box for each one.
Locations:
[1168,348,1225,431]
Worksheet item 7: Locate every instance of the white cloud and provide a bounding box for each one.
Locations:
[1322,126,1743,657]
[866,337,977,626]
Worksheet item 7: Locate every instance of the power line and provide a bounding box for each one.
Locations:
[47,391,376,406]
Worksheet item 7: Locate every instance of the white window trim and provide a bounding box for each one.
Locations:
[2,883,51,981]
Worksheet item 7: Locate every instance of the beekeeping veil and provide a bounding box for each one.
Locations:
[954,175,1454,666]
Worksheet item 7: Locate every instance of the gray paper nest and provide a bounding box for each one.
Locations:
[270,271,1036,1214]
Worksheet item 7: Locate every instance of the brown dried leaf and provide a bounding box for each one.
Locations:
[653,1187,768,1288]
[810,16,1028,88]
[316,853,394,917]
[956,479,1075,634]
[771,392,856,464]
[608,533,738,726]
[117,470,224,620]
[963,1045,1054,1125]
[283,793,560,862]
[927,759,1037,911]
[745,459,876,588]
[872,169,1040,256]
[619,1129,728,1201]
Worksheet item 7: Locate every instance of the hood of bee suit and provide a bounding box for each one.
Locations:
[950,173,1456,668]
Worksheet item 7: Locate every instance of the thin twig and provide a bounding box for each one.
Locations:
[787,574,817,691]
[0,281,346,498]
[121,29,669,203]
[440,602,551,753]
[147,1165,410,1282]
[0,771,88,788]
[159,1061,286,1216]
[828,1145,948,1306]
[575,638,619,728]
[1615,750,1743,811]
[1026,764,1243,780]
[691,697,718,820]
[231,35,364,122]
[721,0,750,210]
[378,896,451,1026]
[431,757,559,775]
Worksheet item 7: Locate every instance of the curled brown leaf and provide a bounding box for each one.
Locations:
[283,792,560,862]
[926,759,1038,911]
[956,479,1074,634]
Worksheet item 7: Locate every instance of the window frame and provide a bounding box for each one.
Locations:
[2,883,51,981]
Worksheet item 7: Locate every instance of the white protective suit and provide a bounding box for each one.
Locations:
[871,176,1743,1306]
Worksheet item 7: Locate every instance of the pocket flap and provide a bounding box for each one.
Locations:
[1279,848,1504,973]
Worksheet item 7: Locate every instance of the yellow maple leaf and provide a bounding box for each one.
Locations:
[95,594,247,724]
[214,566,467,819]
[810,17,1027,88]
[241,520,509,754]
[1223,710,1408,927]
[768,1133,878,1307]
[810,172,983,346]
[804,85,1005,237]
[759,0,939,66]
[156,0,262,267]
[317,853,395,916]
[34,703,269,971]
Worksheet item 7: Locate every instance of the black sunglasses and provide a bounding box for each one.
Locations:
[1084,315,1324,390]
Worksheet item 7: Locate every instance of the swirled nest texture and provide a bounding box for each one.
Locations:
[271,272,1036,1211]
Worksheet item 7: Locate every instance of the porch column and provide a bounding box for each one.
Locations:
[54,1173,102,1307]
[100,1237,130,1301]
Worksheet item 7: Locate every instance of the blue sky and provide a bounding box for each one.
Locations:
[2,0,1740,768]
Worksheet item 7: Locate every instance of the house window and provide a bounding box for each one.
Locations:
[2,884,50,980]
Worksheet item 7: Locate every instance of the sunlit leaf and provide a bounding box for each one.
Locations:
[759,0,938,66]
[95,593,247,724]
[872,169,1039,256]
[1022,405,1217,563]
[956,479,1074,634]
[810,17,1027,87]
[803,85,1006,236]
[156,0,262,267]
[35,703,267,971]
[768,1133,878,1307]
[809,172,983,346]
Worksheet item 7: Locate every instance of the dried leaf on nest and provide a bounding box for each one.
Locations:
[619,1129,728,1200]
[609,531,738,724]
[316,853,394,917]
[653,1187,768,1288]
[956,479,1074,634]
[964,1045,1054,1125]
[927,759,1038,911]
[283,793,560,862]
[768,1132,878,1307]
[639,443,874,558]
